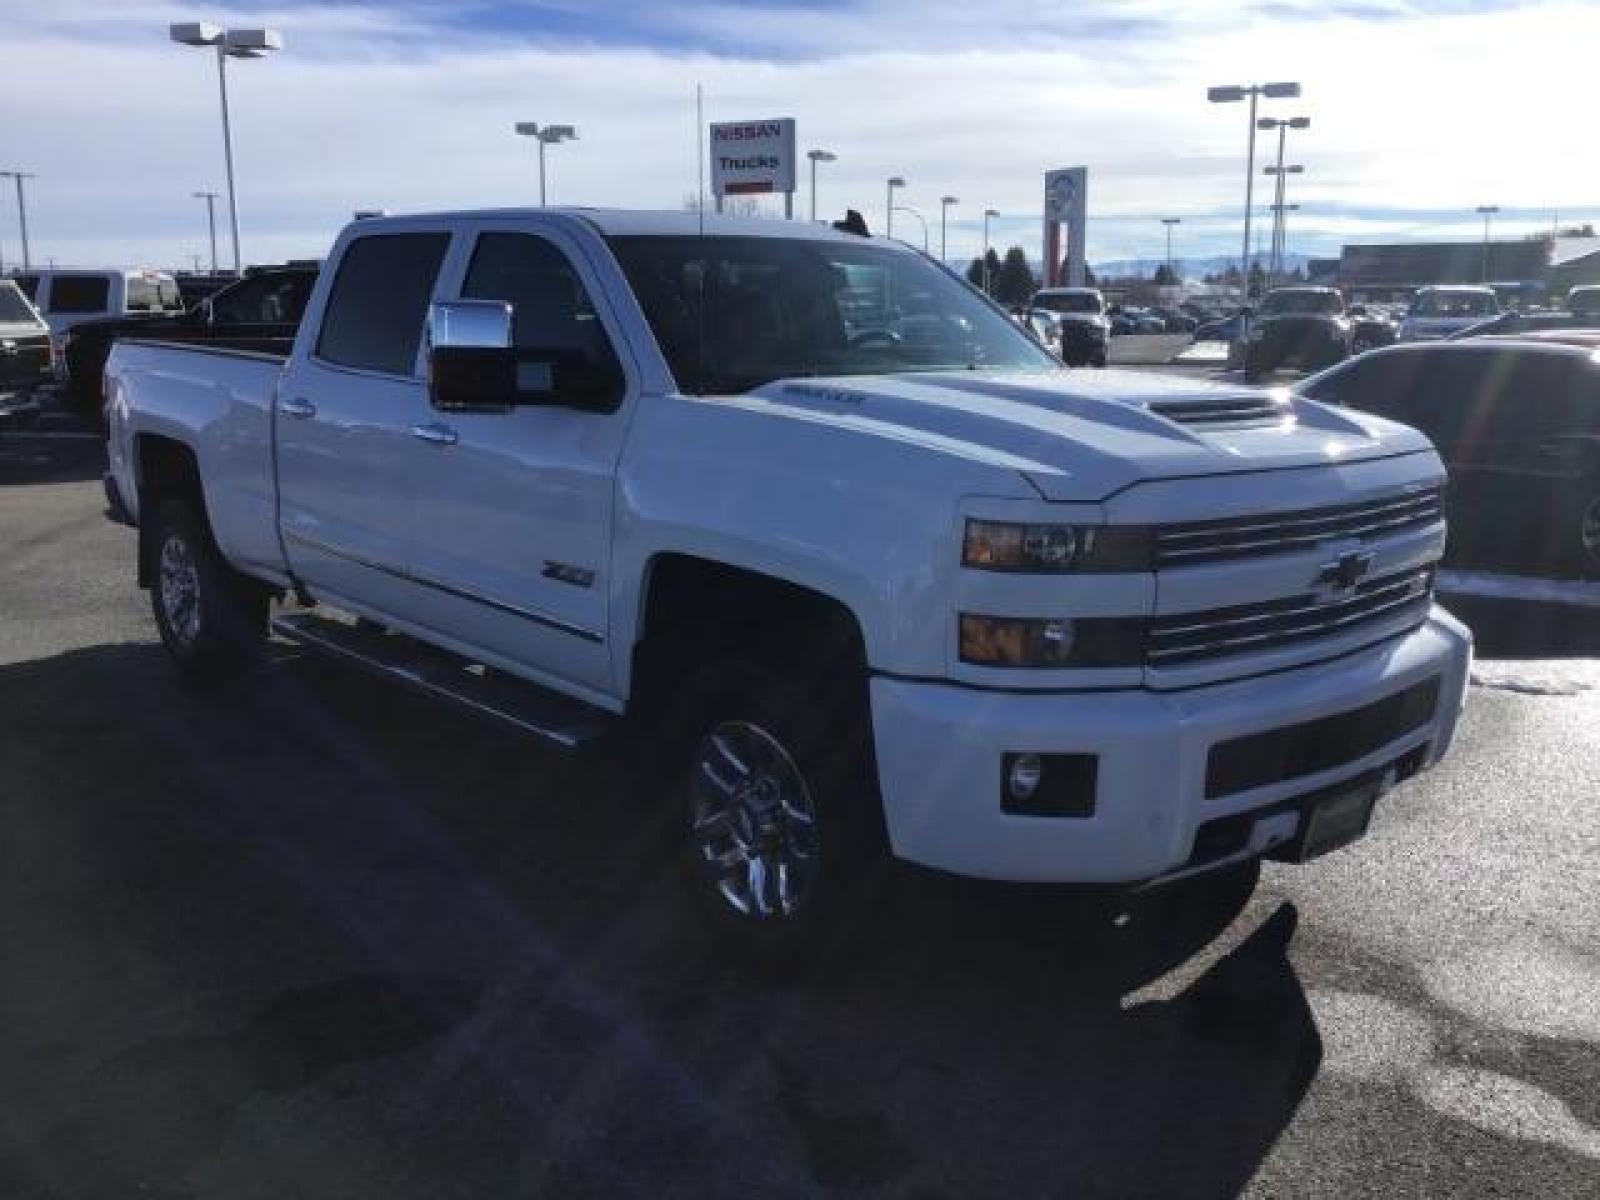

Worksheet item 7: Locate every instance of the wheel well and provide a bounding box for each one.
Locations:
[134,436,204,588]
[632,554,868,713]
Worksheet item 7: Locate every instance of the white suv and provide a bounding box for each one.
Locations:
[12,268,185,373]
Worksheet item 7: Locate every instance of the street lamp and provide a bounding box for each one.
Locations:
[1257,115,1310,282]
[1476,204,1500,282]
[982,207,1000,293]
[893,205,929,252]
[193,190,219,272]
[886,176,905,238]
[807,149,836,223]
[939,196,959,263]
[515,123,578,207]
[0,171,35,270]
[1160,217,1181,279]
[170,22,282,277]
[1263,163,1305,285]
[1208,80,1301,293]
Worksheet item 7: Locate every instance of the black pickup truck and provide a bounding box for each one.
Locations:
[61,265,317,411]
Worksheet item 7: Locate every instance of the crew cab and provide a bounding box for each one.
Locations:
[104,209,1472,958]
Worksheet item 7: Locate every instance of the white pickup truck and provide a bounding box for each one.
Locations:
[105,208,1472,956]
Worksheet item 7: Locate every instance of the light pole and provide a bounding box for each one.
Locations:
[1257,115,1309,282]
[807,149,836,223]
[0,171,35,270]
[1263,164,1304,284]
[1208,81,1301,295]
[982,208,999,294]
[939,196,959,263]
[885,177,905,238]
[1160,217,1181,280]
[170,23,282,277]
[193,190,219,272]
[1476,205,1500,282]
[893,206,929,252]
[515,123,578,207]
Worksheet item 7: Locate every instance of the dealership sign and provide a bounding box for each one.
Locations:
[710,118,797,197]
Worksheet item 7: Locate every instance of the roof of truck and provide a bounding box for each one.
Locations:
[359,207,891,244]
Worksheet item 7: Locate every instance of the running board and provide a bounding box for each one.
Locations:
[270,611,615,752]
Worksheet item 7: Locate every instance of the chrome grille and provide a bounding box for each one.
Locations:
[1156,486,1444,568]
[1148,566,1434,667]
[1149,394,1290,428]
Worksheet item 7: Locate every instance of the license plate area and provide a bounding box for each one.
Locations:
[1281,766,1397,863]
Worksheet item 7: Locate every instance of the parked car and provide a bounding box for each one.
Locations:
[1028,287,1109,366]
[1347,304,1398,353]
[1445,309,1600,340]
[61,265,317,411]
[0,278,54,401]
[1300,337,1600,576]
[1150,307,1198,334]
[1396,285,1500,342]
[1564,285,1600,318]
[10,268,185,390]
[1241,286,1352,380]
[1194,310,1249,343]
[104,208,1470,960]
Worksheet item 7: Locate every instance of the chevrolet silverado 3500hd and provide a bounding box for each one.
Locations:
[104,209,1472,956]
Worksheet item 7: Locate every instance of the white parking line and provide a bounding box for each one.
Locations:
[1438,569,1600,610]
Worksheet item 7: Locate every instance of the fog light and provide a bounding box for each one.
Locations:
[1007,753,1043,802]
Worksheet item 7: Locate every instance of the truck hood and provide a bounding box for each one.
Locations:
[746,369,1430,502]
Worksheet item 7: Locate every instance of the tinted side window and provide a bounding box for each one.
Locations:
[462,233,608,356]
[462,232,622,410]
[48,275,112,314]
[13,274,40,301]
[316,233,450,375]
[1505,352,1592,437]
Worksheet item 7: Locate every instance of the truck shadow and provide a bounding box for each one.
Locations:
[0,641,1320,1198]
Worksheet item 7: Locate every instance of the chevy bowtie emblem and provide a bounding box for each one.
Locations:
[1316,550,1375,595]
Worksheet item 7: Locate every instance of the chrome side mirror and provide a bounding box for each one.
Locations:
[426,300,520,411]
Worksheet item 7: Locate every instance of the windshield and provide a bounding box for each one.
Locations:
[606,234,1057,394]
[1414,290,1497,317]
[1033,291,1103,315]
[1260,290,1343,316]
[0,282,39,325]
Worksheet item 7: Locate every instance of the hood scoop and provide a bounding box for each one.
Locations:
[1147,393,1293,430]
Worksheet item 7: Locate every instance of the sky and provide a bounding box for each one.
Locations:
[1,0,1596,273]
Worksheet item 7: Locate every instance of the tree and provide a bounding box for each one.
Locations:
[966,257,986,289]
[1152,264,1176,286]
[994,246,1036,305]
[1247,260,1266,298]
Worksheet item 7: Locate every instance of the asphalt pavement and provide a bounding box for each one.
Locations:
[2,423,1597,1199]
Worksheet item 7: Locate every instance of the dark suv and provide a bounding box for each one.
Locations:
[1242,286,1351,380]
[1301,337,1600,577]
[61,265,317,411]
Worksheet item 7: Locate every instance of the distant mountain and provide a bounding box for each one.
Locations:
[1090,252,1313,279]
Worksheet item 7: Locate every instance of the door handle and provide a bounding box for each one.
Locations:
[280,396,317,419]
[410,421,459,447]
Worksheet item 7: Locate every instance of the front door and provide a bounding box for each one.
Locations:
[405,225,633,701]
[276,229,451,621]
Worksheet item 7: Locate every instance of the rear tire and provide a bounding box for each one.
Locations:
[1572,482,1600,579]
[667,651,885,969]
[149,500,266,681]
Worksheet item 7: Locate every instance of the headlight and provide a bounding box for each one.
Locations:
[962,520,1153,573]
[959,615,1147,668]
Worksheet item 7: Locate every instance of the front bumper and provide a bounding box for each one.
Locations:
[870,607,1471,883]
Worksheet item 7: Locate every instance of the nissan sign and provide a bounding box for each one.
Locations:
[710,118,797,197]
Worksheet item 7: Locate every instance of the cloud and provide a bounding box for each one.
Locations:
[0,0,1594,270]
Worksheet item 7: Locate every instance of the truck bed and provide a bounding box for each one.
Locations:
[105,339,292,581]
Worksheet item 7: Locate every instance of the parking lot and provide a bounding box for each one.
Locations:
[2,412,1596,1199]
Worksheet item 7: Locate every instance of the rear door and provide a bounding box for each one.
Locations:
[404,223,633,697]
[276,229,451,621]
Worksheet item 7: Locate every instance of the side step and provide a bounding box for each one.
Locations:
[270,611,616,752]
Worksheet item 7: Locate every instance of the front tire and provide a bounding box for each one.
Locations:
[670,654,884,966]
[1572,483,1600,579]
[149,500,266,681]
